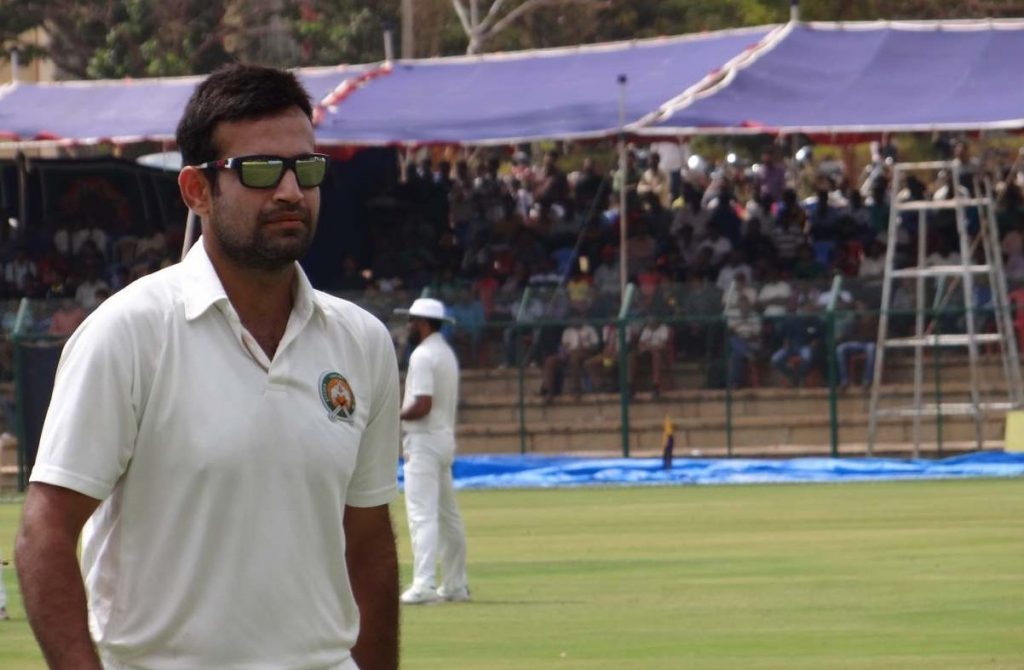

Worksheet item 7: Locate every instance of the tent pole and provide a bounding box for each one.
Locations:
[617,74,628,309]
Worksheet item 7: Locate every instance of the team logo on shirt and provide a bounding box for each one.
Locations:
[319,371,356,423]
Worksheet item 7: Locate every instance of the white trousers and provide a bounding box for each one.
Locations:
[402,435,468,591]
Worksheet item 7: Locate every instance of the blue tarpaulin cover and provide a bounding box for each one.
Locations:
[398,451,1024,489]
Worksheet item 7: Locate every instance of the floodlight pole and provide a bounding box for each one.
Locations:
[617,74,628,308]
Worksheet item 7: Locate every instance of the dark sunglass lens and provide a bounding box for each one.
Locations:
[295,156,328,187]
[240,159,285,188]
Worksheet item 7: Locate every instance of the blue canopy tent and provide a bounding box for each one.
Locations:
[0,65,373,145]
[312,26,775,146]
[640,20,1024,137]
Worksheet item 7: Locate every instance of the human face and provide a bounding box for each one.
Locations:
[202,108,320,272]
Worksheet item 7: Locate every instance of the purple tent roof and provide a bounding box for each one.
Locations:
[0,65,372,144]
[645,20,1024,136]
[313,27,774,145]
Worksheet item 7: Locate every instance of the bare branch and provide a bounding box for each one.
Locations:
[450,0,473,35]
[476,0,513,34]
[481,0,602,44]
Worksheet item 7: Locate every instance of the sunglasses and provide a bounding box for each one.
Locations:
[197,153,329,189]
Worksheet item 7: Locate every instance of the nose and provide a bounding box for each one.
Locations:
[273,167,304,203]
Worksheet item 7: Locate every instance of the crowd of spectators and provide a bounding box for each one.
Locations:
[350,137,1024,392]
[3,136,1023,392]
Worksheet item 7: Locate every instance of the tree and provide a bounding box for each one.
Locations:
[449,0,610,54]
[285,1,398,66]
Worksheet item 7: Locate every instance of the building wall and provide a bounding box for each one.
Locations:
[0,28,56,83]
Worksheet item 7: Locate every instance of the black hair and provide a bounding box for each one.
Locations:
[176,63,314,167]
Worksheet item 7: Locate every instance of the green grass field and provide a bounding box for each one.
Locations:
[1,479,1023,669]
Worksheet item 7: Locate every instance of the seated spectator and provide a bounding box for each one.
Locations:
[74,262,111,311]
[756,263,793,319]
[541,317,600,401]
[72,220,109,259]
[738,217,777,266]
[3,246,37,295]
[706,183,743,245]
[773,189,807,262]
[836,301,878,392]
[48,298,87,336]
[858,239,886,280]
[584,322,638,393]
[926,235,962,267]
[626,219,658,275]
[335,255,370,293]
[770,296,822,388]
[696,223,732,268]
[715,249,753,293]
[677,270,722,359]
[629,317,673,397]
[565,268,594,314]
[727,294,763,388]
[722,270,756,321]
[572,157,607,216]
[449,286,487,367]
[792,243,828,280]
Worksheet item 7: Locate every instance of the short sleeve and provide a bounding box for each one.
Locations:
[30,308,140,501]
[346,319,400,508]
[405,347,435,398]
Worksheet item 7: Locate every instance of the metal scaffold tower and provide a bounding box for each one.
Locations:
[867,160,1023,455]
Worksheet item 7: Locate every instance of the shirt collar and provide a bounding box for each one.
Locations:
[181,237,324,322]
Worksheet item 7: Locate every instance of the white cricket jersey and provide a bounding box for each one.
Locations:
[401,332,459,442]
[31,239,400,670]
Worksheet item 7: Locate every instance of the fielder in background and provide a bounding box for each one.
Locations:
[16,64,400,670]
[396,298,470,605]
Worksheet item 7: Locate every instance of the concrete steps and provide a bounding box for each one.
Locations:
[456,408,1006,456]
[454,355,1017,456]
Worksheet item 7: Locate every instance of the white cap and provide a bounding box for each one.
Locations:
[394,297,454,323]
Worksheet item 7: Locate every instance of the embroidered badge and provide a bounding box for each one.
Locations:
[319,371,356,423]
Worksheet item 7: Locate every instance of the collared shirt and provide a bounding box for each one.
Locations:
[401,331,459,440]
[31,239,399,670]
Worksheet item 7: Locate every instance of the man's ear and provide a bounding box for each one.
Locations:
[178,166,213,218]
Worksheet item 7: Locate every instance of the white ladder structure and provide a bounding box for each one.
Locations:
[867,160,1023,455]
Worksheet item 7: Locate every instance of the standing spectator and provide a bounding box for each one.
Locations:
[397,298,470,605]
[637,151,672,210]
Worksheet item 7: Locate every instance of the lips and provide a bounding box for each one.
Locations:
[260,209,310,227]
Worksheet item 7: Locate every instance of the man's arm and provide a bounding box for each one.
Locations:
[400,395,432,422]
[16,482,103,670]
[344,504,399,670]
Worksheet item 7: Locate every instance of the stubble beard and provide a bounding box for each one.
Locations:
[209,201,316,272]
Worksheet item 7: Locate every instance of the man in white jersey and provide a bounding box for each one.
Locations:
[396,298,469,605]
[15,64,400,670]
